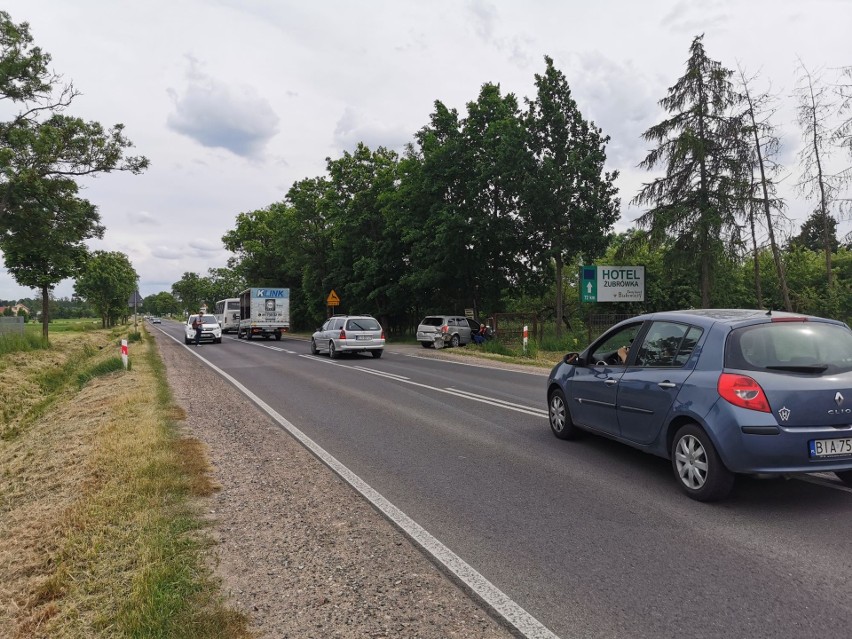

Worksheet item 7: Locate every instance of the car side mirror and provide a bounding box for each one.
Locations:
[564,352,582,366]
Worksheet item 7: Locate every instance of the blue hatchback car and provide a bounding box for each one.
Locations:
[547,309,852,501]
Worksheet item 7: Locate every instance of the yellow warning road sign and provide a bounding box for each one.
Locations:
[327,289,340,306]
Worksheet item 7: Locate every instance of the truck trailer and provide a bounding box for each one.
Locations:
[236,288,290,340]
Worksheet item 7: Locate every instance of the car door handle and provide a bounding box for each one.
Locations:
[605,378,618,386]
[658,381,677,389]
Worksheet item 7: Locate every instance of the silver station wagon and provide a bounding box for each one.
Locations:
[311,315,385,359]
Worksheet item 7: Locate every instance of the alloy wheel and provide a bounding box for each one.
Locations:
[674,434,708,490]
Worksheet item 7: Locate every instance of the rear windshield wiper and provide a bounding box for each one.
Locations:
[765,364,829,373]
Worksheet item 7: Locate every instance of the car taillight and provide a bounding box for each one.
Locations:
[381,331,385,339]
[441,325,448,333]
[339,329,346,339]
[717,373,770,412]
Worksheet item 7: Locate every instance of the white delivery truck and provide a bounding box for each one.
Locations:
[236,287,290,340]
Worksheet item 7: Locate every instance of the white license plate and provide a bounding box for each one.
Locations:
[809,437,852,458]
[356,335,372,341]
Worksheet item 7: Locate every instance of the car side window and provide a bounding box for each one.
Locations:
[447,318,456,326]
[672,326,703,366]
[590,324,643,366]
[635,321,700,367]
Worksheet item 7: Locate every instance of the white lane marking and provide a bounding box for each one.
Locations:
[446,388,549,417]
[161,330,560,639]
[225,334,300,355]
[227,337,285,352]
[404,352,547,376]
[300,355,544,418]
[352,365,410,381]
[796,475,852,494]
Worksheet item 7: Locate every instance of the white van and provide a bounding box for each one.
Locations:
[214,298,240,333]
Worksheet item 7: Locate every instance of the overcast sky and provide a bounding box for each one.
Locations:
[2,0,850,302]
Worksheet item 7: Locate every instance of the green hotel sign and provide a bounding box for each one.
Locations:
[580,266,645,303]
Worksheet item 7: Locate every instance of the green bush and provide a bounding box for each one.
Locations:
[77,356,126,388]
[480,339,513,356]
[0,332,49,356]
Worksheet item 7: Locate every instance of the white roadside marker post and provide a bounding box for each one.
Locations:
[121,339,128,369]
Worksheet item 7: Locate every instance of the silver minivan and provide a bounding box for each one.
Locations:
[416,315,478,348]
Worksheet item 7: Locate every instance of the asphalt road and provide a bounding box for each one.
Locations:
[157,321,852,639]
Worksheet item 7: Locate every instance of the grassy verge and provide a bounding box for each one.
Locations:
[0,324,251,638]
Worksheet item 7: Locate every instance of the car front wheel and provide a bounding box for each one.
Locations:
[310,339,319,355]
[835,470,852,487]
[421,341,432,348]
[548,388,580,440]
[671,424,735,502]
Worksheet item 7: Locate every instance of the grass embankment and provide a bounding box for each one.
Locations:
[0,321,251,638]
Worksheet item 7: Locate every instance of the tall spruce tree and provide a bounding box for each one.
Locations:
[632,35,745,308]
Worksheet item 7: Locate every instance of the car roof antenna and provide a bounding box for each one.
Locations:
[765,308,772,316]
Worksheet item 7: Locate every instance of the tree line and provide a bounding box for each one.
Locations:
[210,36,851,335]
[2,13,851,339]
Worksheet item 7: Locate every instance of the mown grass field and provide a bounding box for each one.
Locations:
[0,320,251,639]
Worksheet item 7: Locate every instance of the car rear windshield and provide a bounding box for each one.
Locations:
[421,317,443,326]
[726,321,852,374]
[346,318,380,331]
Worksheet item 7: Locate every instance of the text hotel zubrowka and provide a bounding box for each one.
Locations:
[600,268,642,288]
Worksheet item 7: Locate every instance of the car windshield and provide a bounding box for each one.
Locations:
[189,315,216,325]
[726,321,852,374]
[346,318,380,331]
[421,317,443,327]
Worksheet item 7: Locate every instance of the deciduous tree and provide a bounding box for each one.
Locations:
[74,251,138,328]
[794,60,844,284]
[524,55,619,336]
[0,177,101,337]
[736,65,792,310]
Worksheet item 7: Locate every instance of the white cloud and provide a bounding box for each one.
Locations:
[127,210,158,225]
[333,106,413,154]
[151,246,184,260]
[166,56,280,158]
[1,0,850,299]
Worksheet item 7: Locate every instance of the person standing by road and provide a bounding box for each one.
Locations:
[193,312,204,346]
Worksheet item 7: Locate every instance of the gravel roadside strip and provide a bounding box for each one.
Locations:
[152,329,518,639]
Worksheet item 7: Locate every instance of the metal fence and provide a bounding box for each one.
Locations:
[492,313,538,348]
[0,316,25,336]
[586,314,634,343]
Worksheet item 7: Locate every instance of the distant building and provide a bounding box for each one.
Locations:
[0,303,30,316]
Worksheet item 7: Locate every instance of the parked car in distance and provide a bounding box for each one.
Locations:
[151,317,162,324]
[546,309,852,502]
[416,315,480,348]
[311,315,385,359]
[184,314,222,344]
